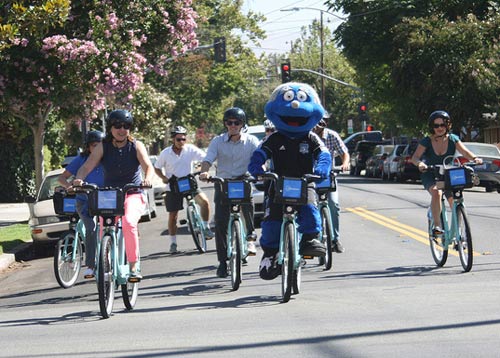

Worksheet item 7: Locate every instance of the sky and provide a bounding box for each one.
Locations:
[242,0,345,56]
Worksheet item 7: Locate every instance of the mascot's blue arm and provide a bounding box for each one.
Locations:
[248,148,268,176]
[313,149,332,178]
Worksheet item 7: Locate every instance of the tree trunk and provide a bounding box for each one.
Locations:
[31,119,45,191]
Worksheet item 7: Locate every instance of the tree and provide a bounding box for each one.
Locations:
[0,0,199,189]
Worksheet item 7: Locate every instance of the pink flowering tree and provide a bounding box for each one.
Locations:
[0,0,199,189]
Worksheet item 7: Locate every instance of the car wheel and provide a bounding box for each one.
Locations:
[484,182,495,192]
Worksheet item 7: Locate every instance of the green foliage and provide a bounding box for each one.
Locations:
[0,224,31,255]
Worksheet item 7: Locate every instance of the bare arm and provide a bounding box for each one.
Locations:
[136,140,154,186]
[199,161,211,181]
[74,143,103,185]
[456,141,483,164]
[154,167,168,184]
[57,170,73,189]
[411,143,427,172]
[339,152,350,172]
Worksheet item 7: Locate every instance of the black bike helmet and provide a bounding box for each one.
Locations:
[106,109,133,131]
[85,130,105,145]
[223,107,246,124]
[170,125,188,137]
[428,110,451,133]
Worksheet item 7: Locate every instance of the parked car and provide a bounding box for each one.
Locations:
[350,140,383,176]
[381,144,407,180]
[343,130,384,154]
[365,144,393,177]
[457,142,500,192]
[395,140,420,182]
[26,166,157,244]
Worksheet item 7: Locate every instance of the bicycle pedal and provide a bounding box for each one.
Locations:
[302,255,313,260]
[179,219,187,225]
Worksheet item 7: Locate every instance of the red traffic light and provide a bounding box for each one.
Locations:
[366,124,374,131]
[282,64,289,71]
[360,105,367,112]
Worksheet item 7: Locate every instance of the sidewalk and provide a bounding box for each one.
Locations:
[0,203,31,272]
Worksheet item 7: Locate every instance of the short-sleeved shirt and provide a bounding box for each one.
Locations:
[204,132,260,178]
[260,131,326,177]
[420,133,460,187]
[66,154,104,201]
[155,144,206,191]
[318,127,348,158]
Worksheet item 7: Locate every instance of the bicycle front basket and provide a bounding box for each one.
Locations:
[222,180,252,204]
[315,171,336,193]
[444,166,473,190]
[88,189,125,216]
[274,177,308,205]
[53,192,77,215]
[171,175,198,195]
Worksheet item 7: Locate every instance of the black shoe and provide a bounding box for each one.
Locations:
[216,261,228,278]
[259,253,281,280]
[300,236,326,257]
[332,240,345,253]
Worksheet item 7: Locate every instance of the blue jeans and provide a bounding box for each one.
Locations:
[76,199,97,268]
[327,177,340,242]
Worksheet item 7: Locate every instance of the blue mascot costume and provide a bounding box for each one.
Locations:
[248,82,332,280]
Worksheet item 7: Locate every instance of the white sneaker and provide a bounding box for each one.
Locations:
[247,241,257,256]
[170,242,178,253]
[83,267,95,279]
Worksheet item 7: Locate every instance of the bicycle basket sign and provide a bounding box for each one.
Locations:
[177,178,192,193]
[315,171,336,193]
[89,189,125,216]
[63,197,77,213]
[173,175,198,194]
[223,180,251,204]
[275,177,308,205]
[445,167,473,190]
[53,192,77,215]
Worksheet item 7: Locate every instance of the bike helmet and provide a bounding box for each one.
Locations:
[263,119,275,130]
[223,107,246,124]
[170,125,188,137]
[85,130,105,145]
[428,110,451,133]
[106,109,133,132]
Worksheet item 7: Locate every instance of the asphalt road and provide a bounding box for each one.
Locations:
[1,176,500,357]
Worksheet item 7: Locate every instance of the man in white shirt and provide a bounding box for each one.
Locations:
[154,126,213,253]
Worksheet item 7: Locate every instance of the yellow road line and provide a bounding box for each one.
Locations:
[346,207,481,257]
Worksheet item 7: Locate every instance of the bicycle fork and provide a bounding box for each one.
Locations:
[278,217,301,270]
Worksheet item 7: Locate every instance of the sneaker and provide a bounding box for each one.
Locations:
[332,240,345,253]
[247,241,257,256]
[432,226,445,236]
[83,267,95,279]
[170,242,178,254]
[203,226,215,240]
[259,253,281,280]
[299,236,326,257]
[216,261,228,278]
[246,232,257,241]
[128,271,142,283]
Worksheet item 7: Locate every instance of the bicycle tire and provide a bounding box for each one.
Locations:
[53,230,82,289]
[428,211,448,267]
[318,206,333,271]
[121,256,139,310]
[229,220,242,291]
[187,205,206,253]
[281,222,294,303]
[456,205,473,272]
[98,235,115,319]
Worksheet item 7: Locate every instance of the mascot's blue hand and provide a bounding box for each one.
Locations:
[248,148,267,176]
[313,150,332,178]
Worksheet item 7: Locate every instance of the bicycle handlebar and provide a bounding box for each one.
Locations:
[207,175,258,185]
[257,172,322,183]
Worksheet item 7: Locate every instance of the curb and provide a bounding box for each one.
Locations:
[0,242,32,272]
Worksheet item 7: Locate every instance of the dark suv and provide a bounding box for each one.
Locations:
[350,140,384,176]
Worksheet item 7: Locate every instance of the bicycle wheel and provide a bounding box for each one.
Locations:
[456,205,473,272]
[281,222,294,303]
[428,211,448,267]
[318,206,333,271]
[229,220,242,291]
[187,205,206,253]
[53,230,82,289]
[98,235,115,319]
[121,257,139,310]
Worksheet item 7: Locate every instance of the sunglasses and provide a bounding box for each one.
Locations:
[112,123,131,130]
[175,138,187,142]
[433,123,447,128]
[226,120,242,126]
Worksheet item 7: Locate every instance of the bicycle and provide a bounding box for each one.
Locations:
[314,168,341,271]
[259,172,321,303]
[85,183,151,319]
[173,172,209,253]
[207,175,254,291]
[52,189,88,288]
[426,158,477,272]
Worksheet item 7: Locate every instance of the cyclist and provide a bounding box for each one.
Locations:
[73,109,154,282]
[199,107,260,278]
[312,112,350,253]
[58,130,105,279]
[154,125,214,253]
[411,110,482,235]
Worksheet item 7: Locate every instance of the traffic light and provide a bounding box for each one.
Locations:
[358,102,368,114]
[366,124,374,132]
[214,37,226,63]
[281,62,291,83]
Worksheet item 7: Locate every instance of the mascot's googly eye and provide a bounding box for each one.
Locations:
[296,90,308,102]
[283,90,295,102]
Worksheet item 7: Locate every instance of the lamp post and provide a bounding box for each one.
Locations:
[281,7,345,106]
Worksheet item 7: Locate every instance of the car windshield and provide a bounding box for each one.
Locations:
[464,144,500,157]
[38,174,64,201]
